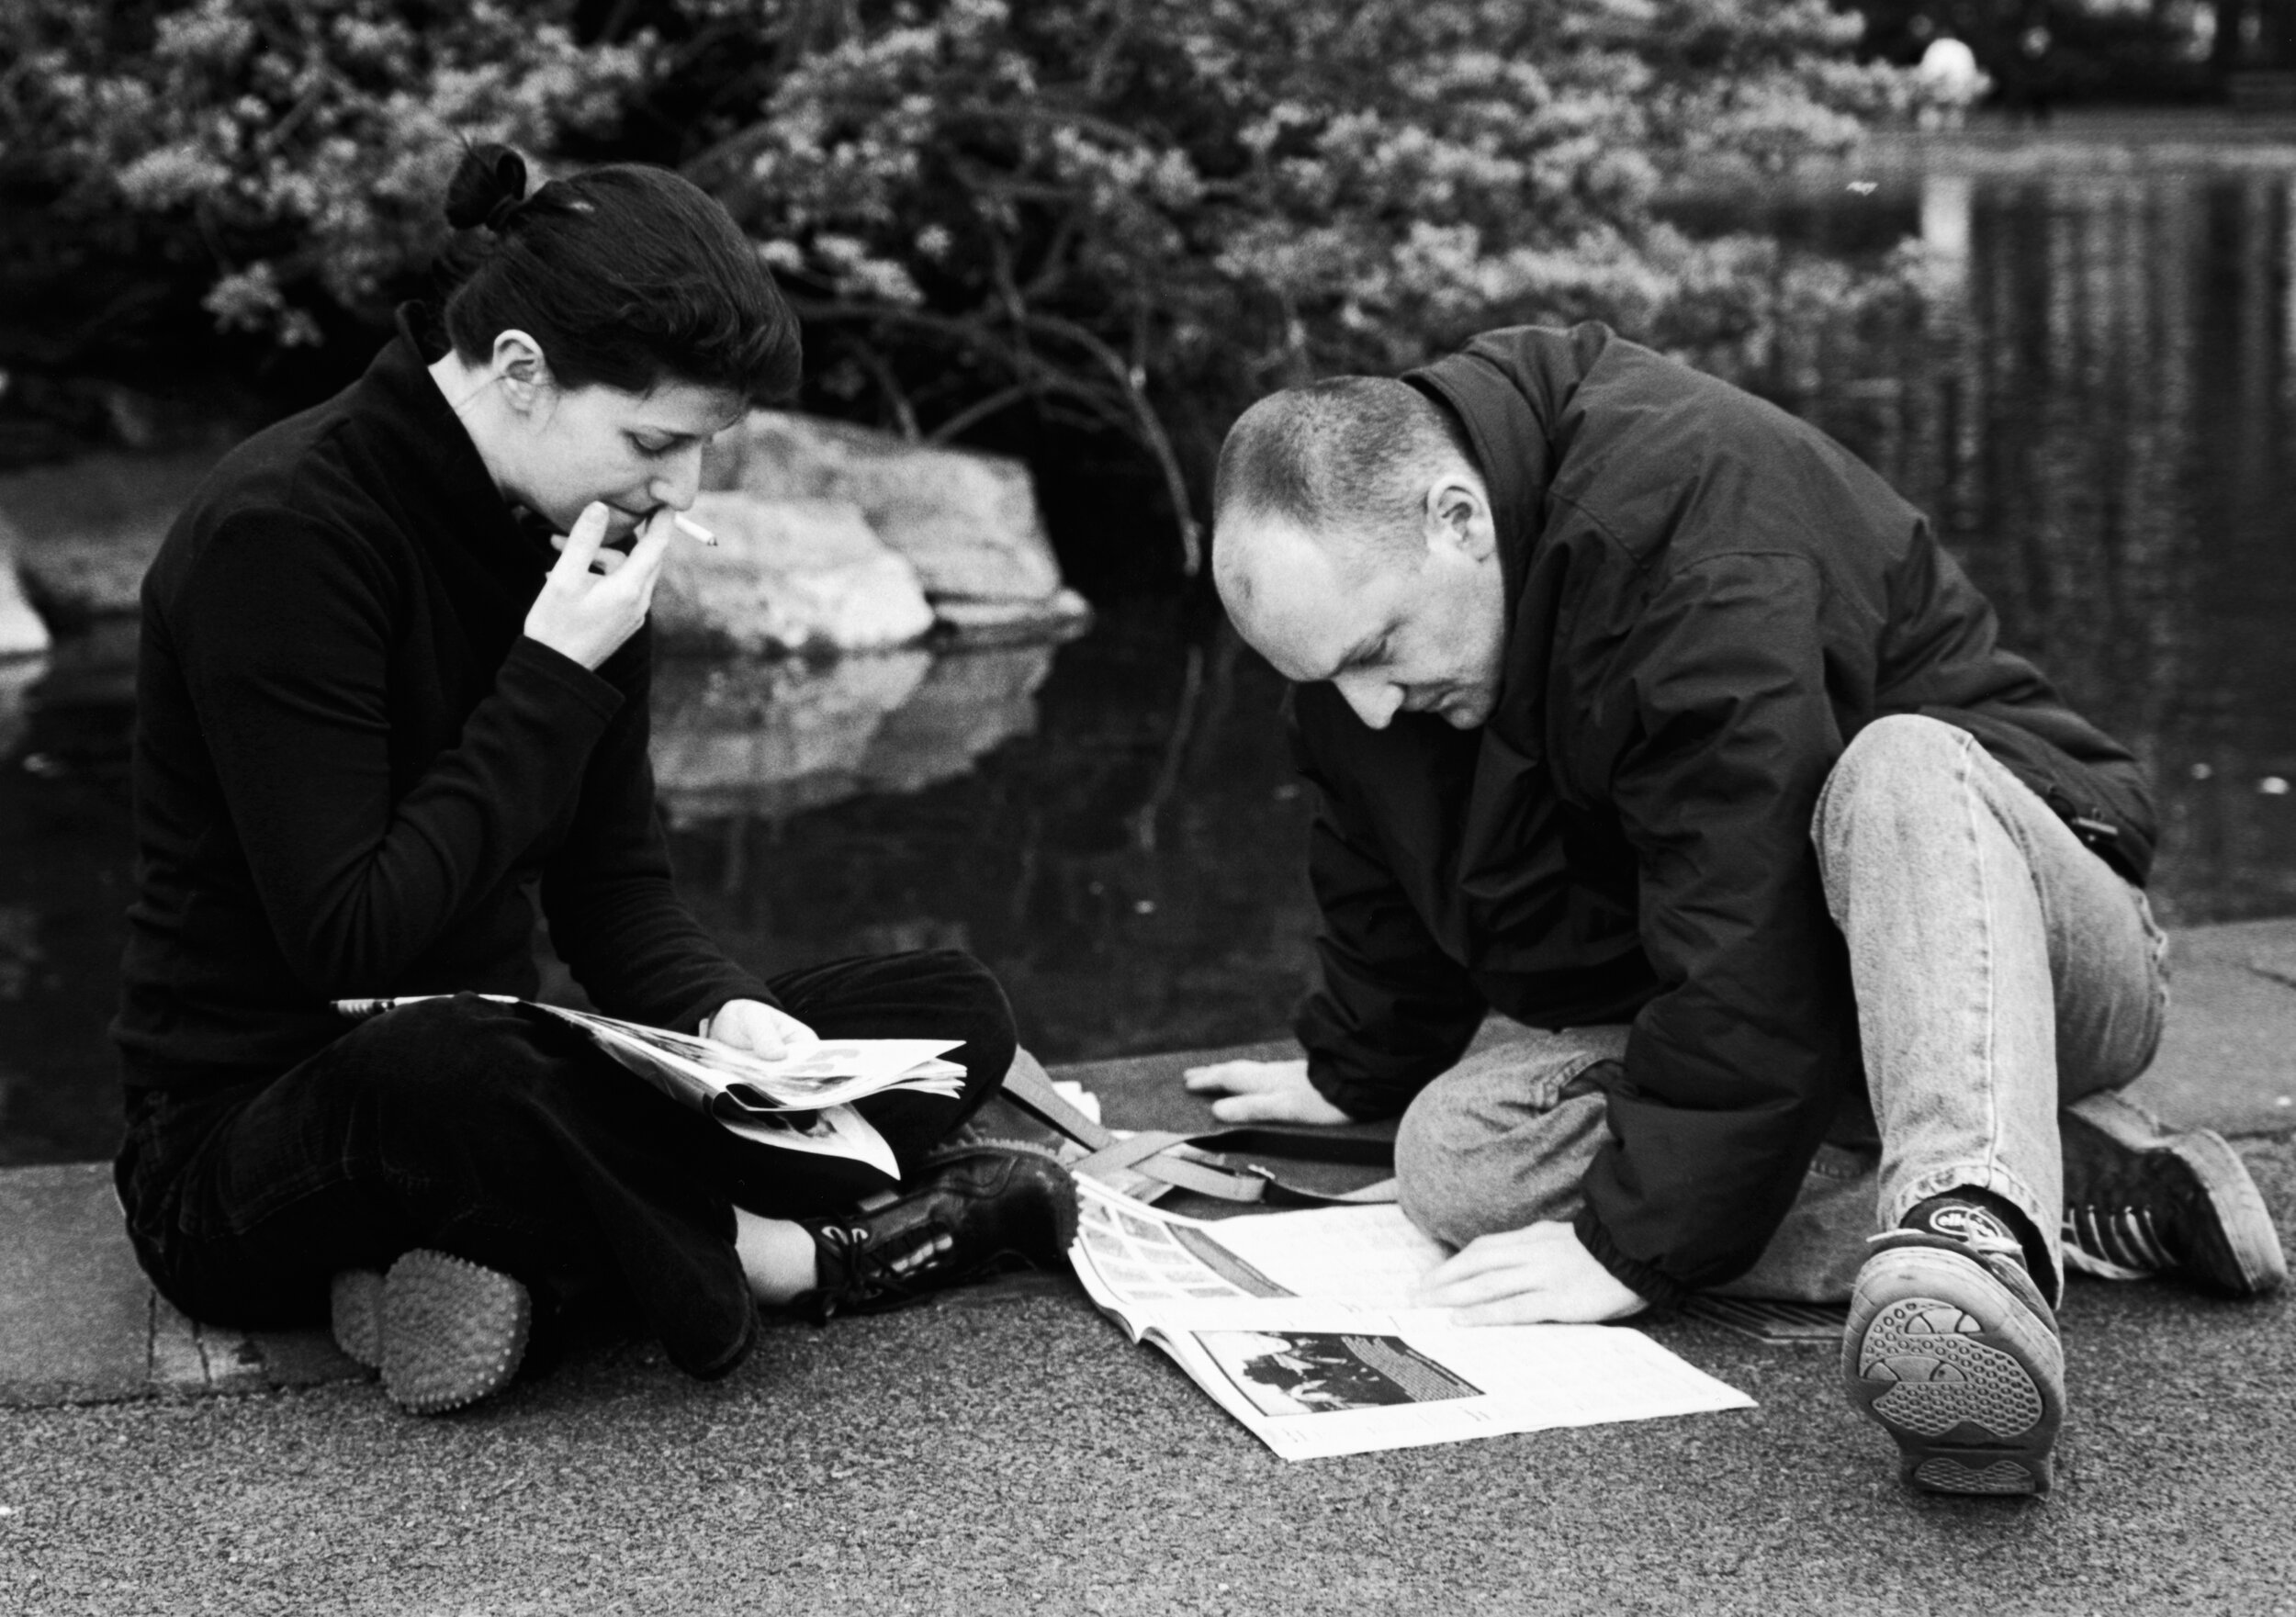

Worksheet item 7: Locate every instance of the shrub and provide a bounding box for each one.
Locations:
[3,0,648,347]
[6,0,1946,565]
[700,0,1936,566]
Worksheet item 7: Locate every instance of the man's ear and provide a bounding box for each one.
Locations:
[488,330,553,413]
[1424,476,1496,560]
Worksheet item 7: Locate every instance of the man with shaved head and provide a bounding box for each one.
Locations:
[1188,323,2284,1497]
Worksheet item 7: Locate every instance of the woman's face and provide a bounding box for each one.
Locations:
[502,375,748,540]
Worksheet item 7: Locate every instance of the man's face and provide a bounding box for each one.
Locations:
[503,376,747,540]
[1217,490,1508,731]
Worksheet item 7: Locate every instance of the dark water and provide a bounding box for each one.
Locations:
[3,163,2293,1165]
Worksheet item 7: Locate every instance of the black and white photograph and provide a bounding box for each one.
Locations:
[1199,1331,1484,1416]
[1,0,2290,1609]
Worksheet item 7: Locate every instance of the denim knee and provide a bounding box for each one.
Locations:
[1813,713,1972,902]
[1393,1034,1622,1249]
[1395,1085,1487,1245]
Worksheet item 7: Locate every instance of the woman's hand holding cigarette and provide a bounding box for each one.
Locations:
[524,502,677,669]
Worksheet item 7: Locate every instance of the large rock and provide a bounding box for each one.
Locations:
[703,412,1064,602]
[649,492,936,656]
[930,590,1094,647]
[1,555,51,658]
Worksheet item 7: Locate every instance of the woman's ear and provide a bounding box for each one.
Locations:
[489,330,552,414]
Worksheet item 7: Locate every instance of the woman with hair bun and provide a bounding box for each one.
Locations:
[110,145,1073,1414]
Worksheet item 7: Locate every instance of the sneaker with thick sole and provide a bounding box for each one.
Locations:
[1843,1230,2065,1496]
[2060,1090,2287,1297]
[330,1250,532,1415]
[800,1140,1079,1320]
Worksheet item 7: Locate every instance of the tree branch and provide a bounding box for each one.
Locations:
[926,382,1035,444]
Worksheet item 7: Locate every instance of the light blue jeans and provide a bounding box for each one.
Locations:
[1394,714,2170,1304]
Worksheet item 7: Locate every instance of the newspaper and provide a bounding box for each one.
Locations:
[333,994,964,1178]
[1069,1177,1754,1461]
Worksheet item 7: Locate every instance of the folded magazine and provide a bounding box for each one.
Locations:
[332,994,963,1178]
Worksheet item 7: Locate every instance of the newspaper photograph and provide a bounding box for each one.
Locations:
[1070,1177,1754,1461]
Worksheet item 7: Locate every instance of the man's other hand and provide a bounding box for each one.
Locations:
[1181,1057,1352,1125]
[1414,1222,1647,1324]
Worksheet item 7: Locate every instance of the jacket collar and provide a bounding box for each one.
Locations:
[1401,324,1610,745]
[1404,324,1613,607]
[348,305,559,619]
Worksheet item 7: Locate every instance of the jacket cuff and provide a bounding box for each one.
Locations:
[1303,1059,1406,1122]
[1572,1205,1688,1315]
[503,634,624,724]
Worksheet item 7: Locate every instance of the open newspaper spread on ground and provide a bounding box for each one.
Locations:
[332,994,962,1178]
[1069,1177,1754,1461]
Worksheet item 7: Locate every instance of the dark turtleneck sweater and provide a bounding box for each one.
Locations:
[115,308,771,1090]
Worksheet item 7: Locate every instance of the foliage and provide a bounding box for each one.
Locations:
[695,0,1937,565]
[5,0,1947,564]
[2,0,649,347]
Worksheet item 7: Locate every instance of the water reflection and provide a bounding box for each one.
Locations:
[650,643,1055,828]
[0,655,42,759]
[1804,167,2296,923]
[658,603,1322,1069]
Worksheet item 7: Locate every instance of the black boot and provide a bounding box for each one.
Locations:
[798,1141,1079,1320]
[2060,1091,2287,1297]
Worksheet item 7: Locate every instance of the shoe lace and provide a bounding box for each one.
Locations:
[810,1221,958,1320]
[2063,1202,2172,1272]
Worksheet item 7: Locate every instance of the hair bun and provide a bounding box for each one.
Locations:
[445,143,530,233]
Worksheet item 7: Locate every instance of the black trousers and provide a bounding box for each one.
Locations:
[114,950,1015,1379]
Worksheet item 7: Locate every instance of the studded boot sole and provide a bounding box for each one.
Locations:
[332,1251,531,1415]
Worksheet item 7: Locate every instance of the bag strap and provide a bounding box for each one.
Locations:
[1001,1059,1397,1208]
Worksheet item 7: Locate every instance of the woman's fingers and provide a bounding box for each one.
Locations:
[523,504,682,667]
[550,501,612,579]
[615,507,679,597]
[706,999,814,1060]
[548,535,627,575]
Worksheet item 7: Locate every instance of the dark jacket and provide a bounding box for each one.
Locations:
[1289,323,2154,1308]
[115,308,769,1091]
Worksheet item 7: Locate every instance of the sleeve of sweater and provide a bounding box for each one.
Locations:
[538,627,775,1032]
[175,507,624,998]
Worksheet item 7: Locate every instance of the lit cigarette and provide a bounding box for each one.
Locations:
[671,512,716,546]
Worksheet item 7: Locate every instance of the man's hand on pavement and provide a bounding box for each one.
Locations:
[1414,1221,1647,1324]
[1180,1057,1352,1126]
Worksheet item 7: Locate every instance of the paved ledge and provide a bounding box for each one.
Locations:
[6,921,2292,1410]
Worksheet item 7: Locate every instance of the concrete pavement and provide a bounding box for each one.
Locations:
[3,922,2294,1612]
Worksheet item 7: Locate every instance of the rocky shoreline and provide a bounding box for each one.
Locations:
[0,412,1094,790]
